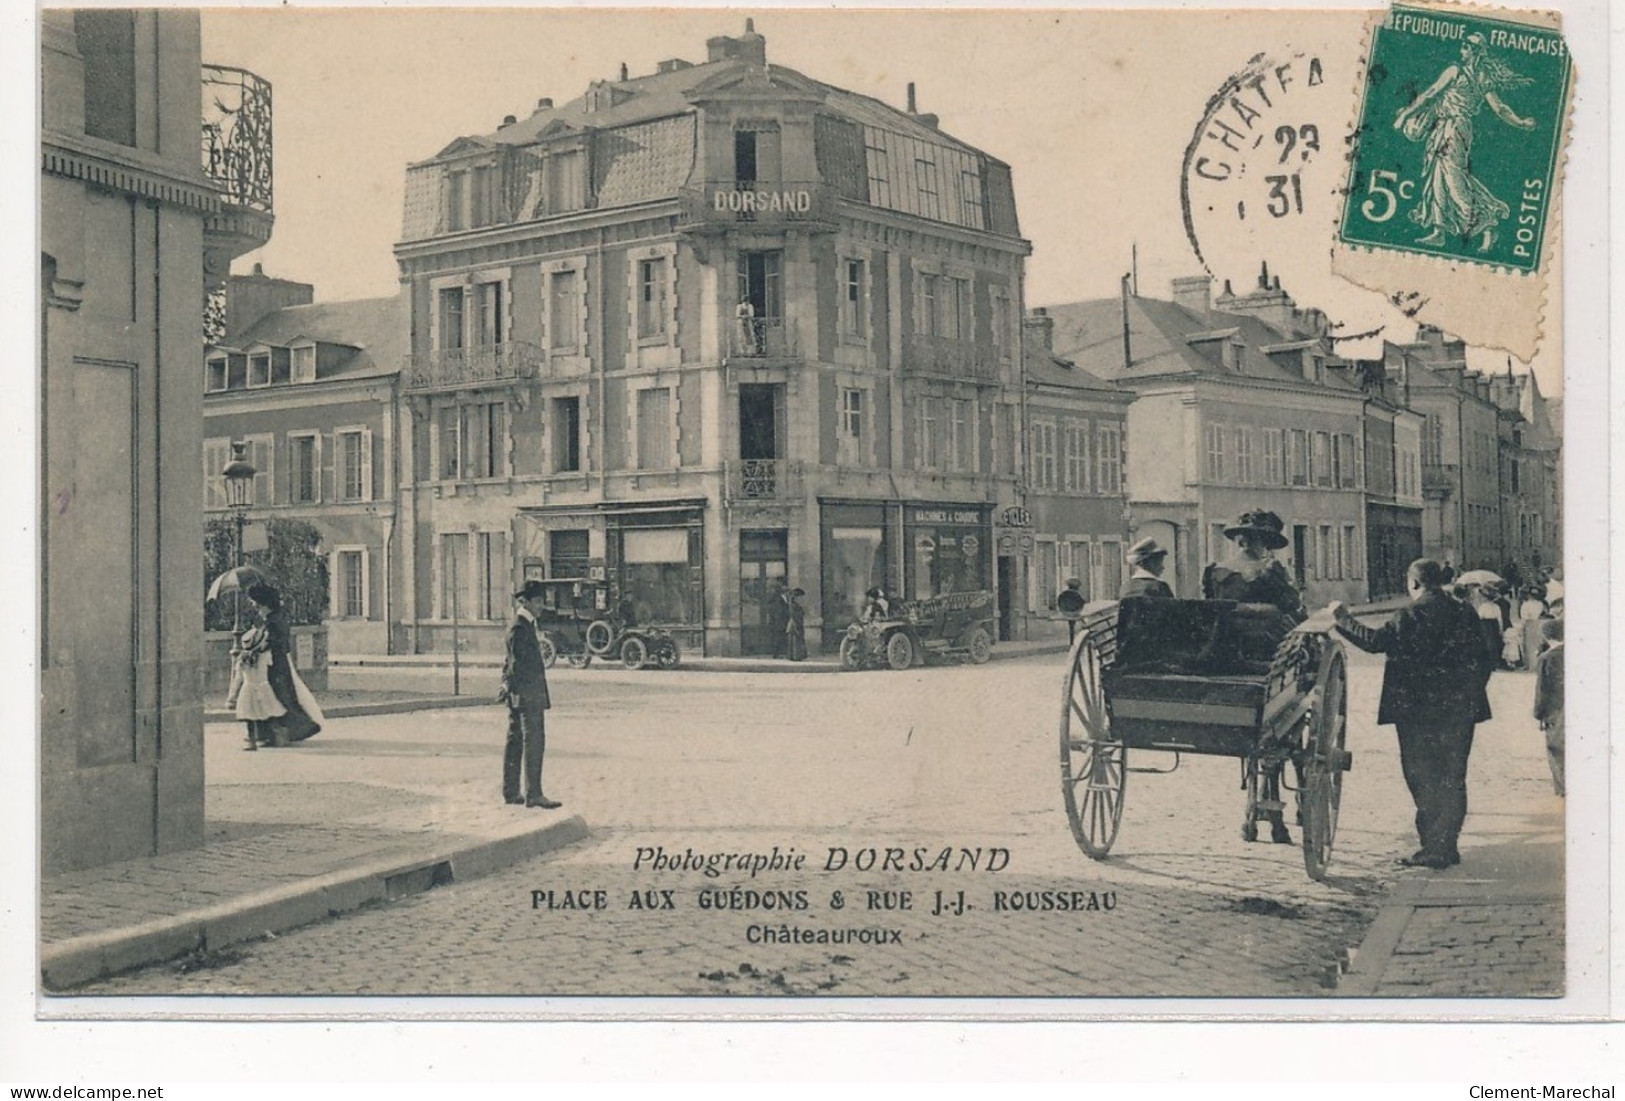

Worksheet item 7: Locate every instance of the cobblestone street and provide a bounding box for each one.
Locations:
[88,649,1558,998]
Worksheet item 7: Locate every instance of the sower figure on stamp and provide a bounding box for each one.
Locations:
[1331,558,1495,869]
[500,579,561,809]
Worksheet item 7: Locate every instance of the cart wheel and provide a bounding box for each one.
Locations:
[566,652,593,669]
[885,632,915,671]
[838,636,864,671]
[537,632,558,669]
[967,627,993,665]
[1302,645,1348,881]
[655,638,680,669]
[1059,632,1126,860]
[585,620,615,656]
[621,636,648,671]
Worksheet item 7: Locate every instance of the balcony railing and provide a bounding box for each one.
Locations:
[904,333,992,378]
[728,317,797,359]
[202,65,273,214]
[406,342,543,391]
[678,181,837,232]
[727,459,801,503]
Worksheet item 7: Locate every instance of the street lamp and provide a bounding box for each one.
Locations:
[222,440,257,631]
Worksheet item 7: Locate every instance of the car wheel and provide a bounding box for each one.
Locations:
[967,628,992,665]
[537,632,558,669]
[566,652,593,669]
[885,632,915,671]
[839,636,864,671]
[621,636,648,670]
[656,639,680,668]
[585,620,615,656]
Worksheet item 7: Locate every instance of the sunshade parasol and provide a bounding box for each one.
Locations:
[207,564,269,602]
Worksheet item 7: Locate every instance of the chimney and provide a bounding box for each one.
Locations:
[737,19,767,66]
[499,114,517,128]
[907,82,917,113]
[1024,308,1054,354]
[707,35,736,62]
[656,58,693,74]
[619,62,629,81]
[1212,265,1298,334]
[1171,275,1212,316]
[1121,274,1134,369]
[536,97,553,110]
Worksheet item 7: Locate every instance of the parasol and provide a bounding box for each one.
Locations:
[1455,569,1503,587]
[207,564,269,602]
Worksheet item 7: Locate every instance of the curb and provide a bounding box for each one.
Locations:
[1334,874,1425,997]
[41,814,590,991]
[205,695,495,724]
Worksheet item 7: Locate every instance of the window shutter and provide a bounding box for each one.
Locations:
[250,436,274,505]
[360,429,375,501]
[328,550,340,617]
[316,432,329,503]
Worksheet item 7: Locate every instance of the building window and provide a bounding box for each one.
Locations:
[841,388,864,441]
[291,345,316,383]
[334,548,368,619]
[438,533,468,619]
[1342,524,1361,579]
[960,168,985,230]
[916,273,939,336]
[1262,427,1284,484]
[1313,431,1333,487]
[336,428,371,502]
[470,164,493,228]
[477,531,508,620]
[1032,539,1058,613]
[1030,420,1057,490]
[1235,427,1255,484]
[948,398,973,472]
[438,287,465,351]
[245,433,274,506]
[248,352,272,388]
[1423,413,1443,465]
[549,270,580,351]
[1063,421,1090,493]
[1096,423,1122,494]
[438,406,461,480]
[552,397,581,473]
[637,258,669,341]
[546,150,585,213]
[76,10,137,146]
[206,356,228,393]
[468,402,506,478]
[549,529,591,579]
[445,171,467,233]
[289,433,320,504]
[841,259,867,338]
[473,281,504,348]
[915,158,940,220]
[1288,429,1309,486]
[636,387,673,470]
[992,292,1011,362]
[1205,423,1227,482]
[916,395,941,470]
[942,277,969,341]
[203,438,230,509]
[865,131,891,207]
[1318,523,1334,579]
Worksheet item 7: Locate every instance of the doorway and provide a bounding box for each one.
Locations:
[739,530,789,655]
[997,555,1015,641]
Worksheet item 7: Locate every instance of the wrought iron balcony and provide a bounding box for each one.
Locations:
[728,317,797,359]
[406,342,543,392]
[202,65,273,214]
[727,459,802,504]
[904,333,992,378]
[678,181,837,233]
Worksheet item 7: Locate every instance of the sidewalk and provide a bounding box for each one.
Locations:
[40,717,588,990]
[1337,669,1565,997]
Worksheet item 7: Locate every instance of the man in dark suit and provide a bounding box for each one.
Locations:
[1331,558,1494,868]
[1120,537,1174,599]
[501,580,561,809]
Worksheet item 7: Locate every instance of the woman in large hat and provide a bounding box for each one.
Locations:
[243,583,324,747]
[1201,510,1306,623]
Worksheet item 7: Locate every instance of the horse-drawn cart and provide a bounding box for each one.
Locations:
[1060,597,1351,880]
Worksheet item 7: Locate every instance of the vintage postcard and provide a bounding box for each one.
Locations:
[25,1,1609,1037]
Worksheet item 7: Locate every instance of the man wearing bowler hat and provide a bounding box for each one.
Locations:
[1120,537,1174,599]
[500,579,561,809]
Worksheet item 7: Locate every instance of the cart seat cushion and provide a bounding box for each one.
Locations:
[1113,598,1296,677]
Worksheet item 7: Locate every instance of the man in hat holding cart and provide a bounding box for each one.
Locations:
[1120,537,1174,599]
[500,579,562,809]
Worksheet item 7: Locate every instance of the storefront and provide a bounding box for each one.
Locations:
[606,503,706,651]
[902,503,992,601]
[819,501,890,646]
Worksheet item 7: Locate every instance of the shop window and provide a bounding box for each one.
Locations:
[549,529,591,580]
[621,528,694,624]
[825,523,886,626]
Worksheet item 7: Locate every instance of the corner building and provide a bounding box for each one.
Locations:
[394,24,1029,655]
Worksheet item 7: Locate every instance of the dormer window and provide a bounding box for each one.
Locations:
[206,355,228,393]
[248,351,272,388]
[291,345,316,383]
[445,170,466,232]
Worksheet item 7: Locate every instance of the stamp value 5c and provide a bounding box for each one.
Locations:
[1339,4,1571,273]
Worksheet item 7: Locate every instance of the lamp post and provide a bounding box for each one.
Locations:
[222,440,257,632]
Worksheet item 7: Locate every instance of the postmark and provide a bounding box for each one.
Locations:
[1338,5,1570,272]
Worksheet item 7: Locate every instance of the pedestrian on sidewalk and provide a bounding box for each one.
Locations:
[225,619,285,750]
[1330,558,1495,869]
[245,584,323,747]
[785,587,808,661]
[500,579,561,809]
[1532,615,1564,797]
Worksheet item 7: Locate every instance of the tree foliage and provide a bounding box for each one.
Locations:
[204,518,329,631]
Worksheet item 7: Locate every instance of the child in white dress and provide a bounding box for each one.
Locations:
[225,623,284,750]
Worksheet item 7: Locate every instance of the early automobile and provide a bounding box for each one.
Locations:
[530,578,681,671]
[1059,597,1351,881]
[839,589,996,671]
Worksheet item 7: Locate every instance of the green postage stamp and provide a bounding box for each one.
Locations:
[1340,4,1571,273]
